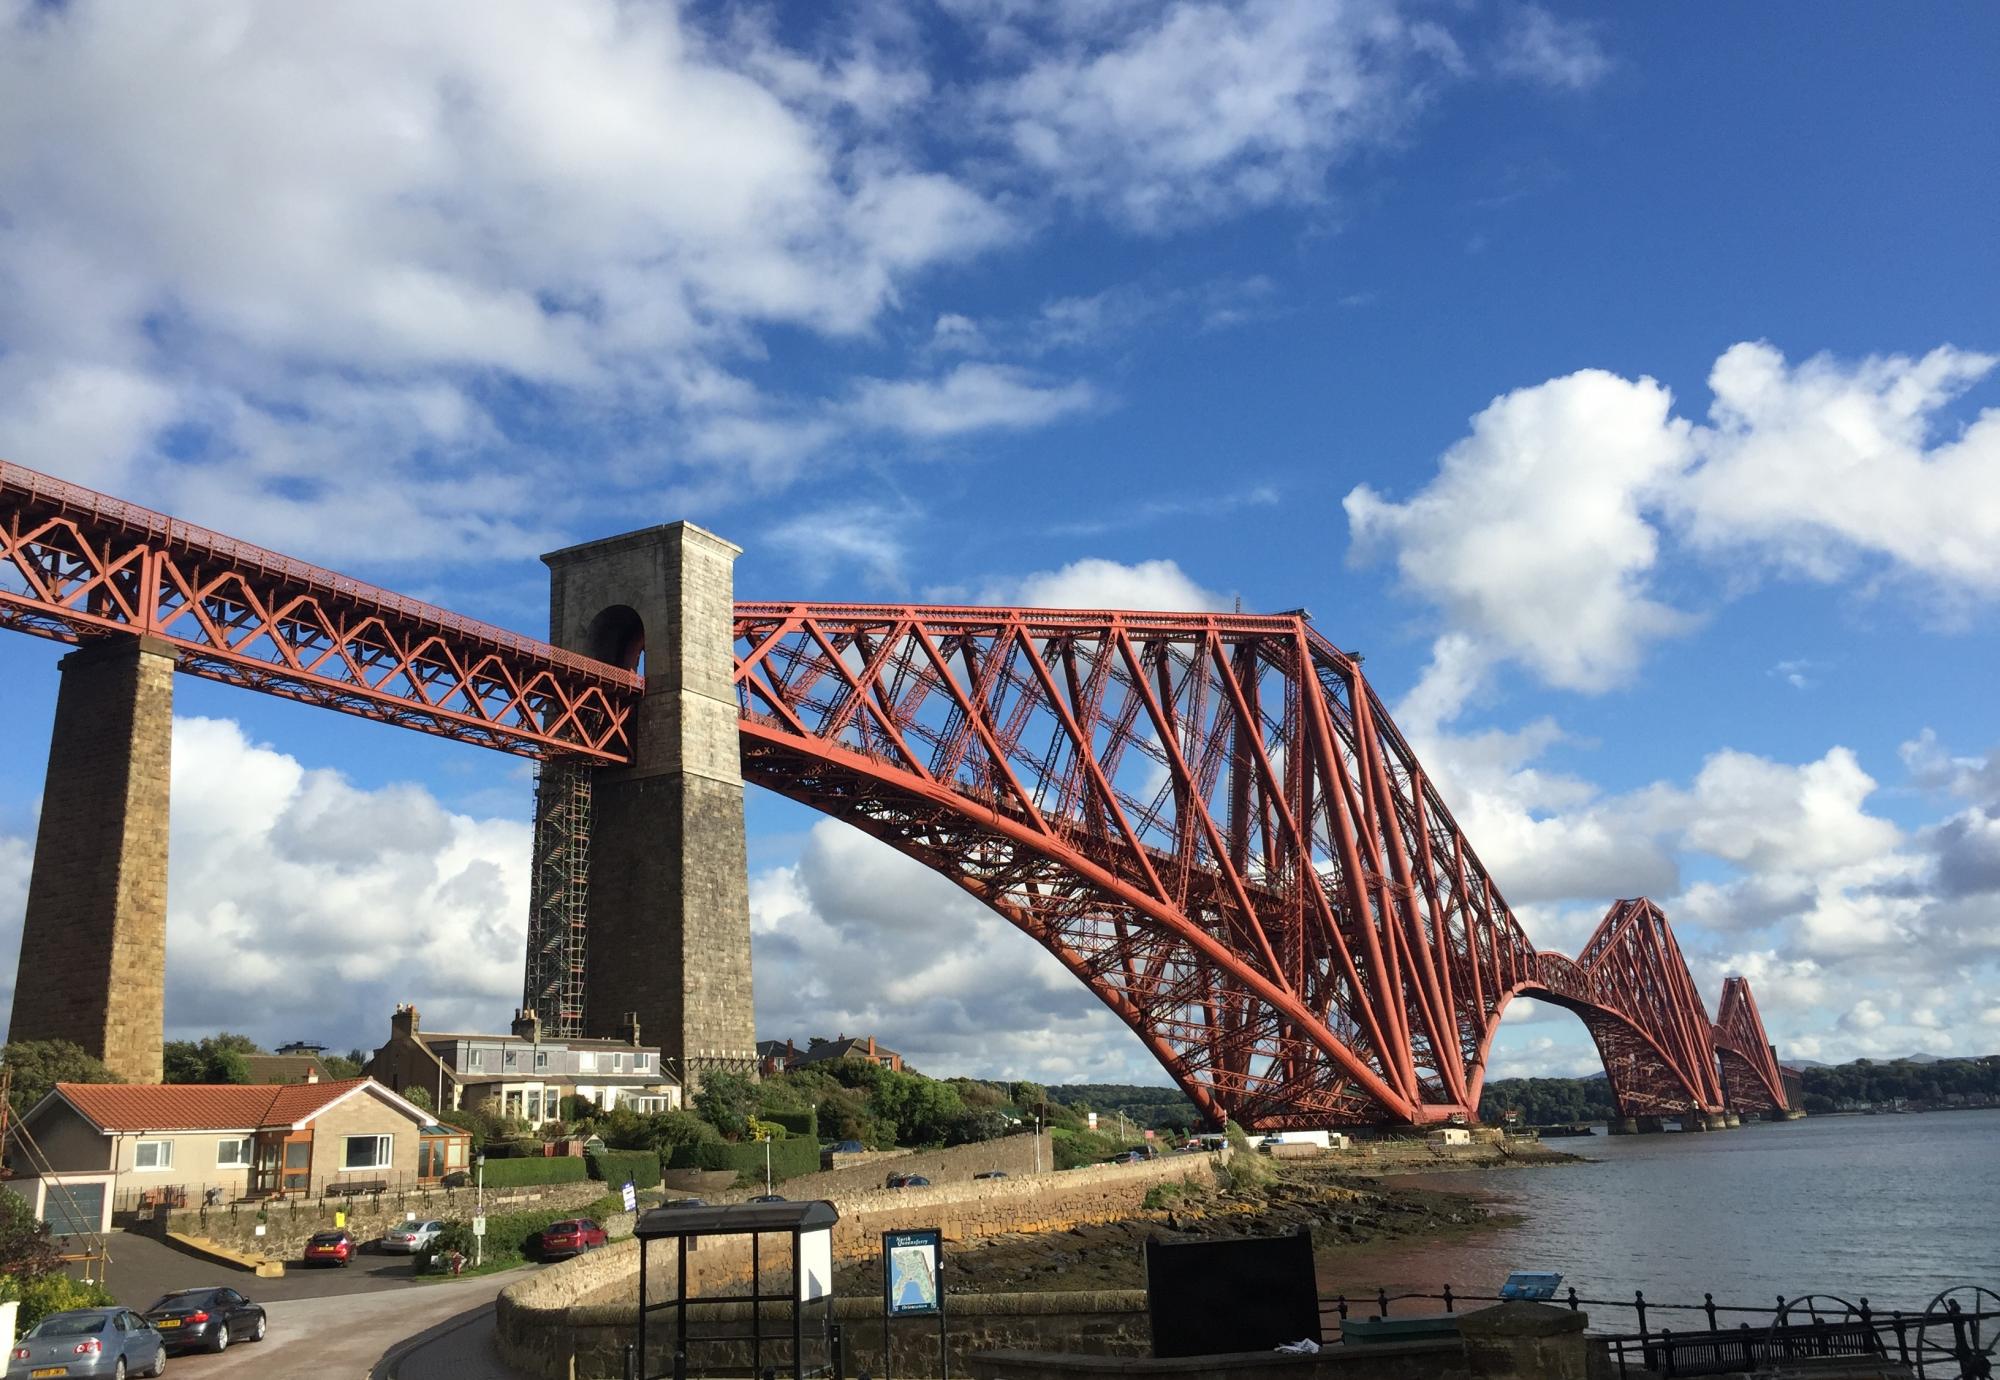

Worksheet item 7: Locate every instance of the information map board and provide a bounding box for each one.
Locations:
[884,1228,942,1316]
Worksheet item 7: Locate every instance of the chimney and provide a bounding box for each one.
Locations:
[511,1008,542,1043]
[392,1004,420,1039]
[622,1011,642,1047]
[867,1036,876,1058]
[306,1067,319,1084]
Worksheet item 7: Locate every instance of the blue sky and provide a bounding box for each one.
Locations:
[1,0,1996,1087]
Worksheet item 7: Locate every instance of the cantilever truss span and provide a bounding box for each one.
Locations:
[733,604,1793,1127]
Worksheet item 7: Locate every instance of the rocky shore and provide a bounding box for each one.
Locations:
[838,1154,1554,1298]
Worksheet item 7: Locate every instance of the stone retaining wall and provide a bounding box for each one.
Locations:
[723,1134,1052,1204]
[498,1152,1224,1379]
[156,1179,614,1261]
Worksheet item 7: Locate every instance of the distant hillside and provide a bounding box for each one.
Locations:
[1045,1082,1196,1129]
[1484,1054,1999,1123]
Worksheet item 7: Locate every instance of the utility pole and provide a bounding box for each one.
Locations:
[474,1152,486,1268]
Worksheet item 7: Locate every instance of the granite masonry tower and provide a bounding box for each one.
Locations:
[532,524,758,1092]
[8,637,174,1083]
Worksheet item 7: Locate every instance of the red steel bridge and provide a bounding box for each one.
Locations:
[0,460,1791,1127]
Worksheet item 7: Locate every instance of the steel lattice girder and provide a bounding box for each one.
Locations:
[731,604,1750,1127]
[1713,976,1790,1113]
[0,461,638,759]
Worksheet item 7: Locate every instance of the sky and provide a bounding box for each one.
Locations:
[1,0,1997,1090]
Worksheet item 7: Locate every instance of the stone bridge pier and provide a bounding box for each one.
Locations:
[538,524,758,1092]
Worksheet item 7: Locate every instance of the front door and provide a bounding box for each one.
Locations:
[280,1134,312,1195]
[251,1135,282,1196]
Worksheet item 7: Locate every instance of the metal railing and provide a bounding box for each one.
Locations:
[1318,1285,1998,1380]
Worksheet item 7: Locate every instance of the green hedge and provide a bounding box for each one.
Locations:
[666,1135,819,1184]
[477,1155,591,1188]
[765,1107,818,1139]
[587,1149,662,1190]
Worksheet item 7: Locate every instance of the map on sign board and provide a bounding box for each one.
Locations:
[884,1229,941,1316]
[622,1182,638,1212]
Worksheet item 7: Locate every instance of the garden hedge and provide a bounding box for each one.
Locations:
[586,1148,662,1191]
[477,1155,591,1188]
[764,1107,818,1139]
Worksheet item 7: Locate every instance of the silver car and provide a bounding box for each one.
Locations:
[6,1307,166,1378]
[380,1217,445,1254]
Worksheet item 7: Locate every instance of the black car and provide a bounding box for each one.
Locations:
[973,1170,1009,1180]
[885,1173,931,1189]
[143,1286,268,1354]
[746,1193,787,1203]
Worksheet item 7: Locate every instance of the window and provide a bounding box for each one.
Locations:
[526,1089,542,1122]
[466,1048,485,1071]
[577,1051,596,1073]
[504,1048,518,1070]
[134,1139,173,1170]
[216,1137,253,1169]
[636,1054,651,1071]
[613,1052,627,1073]
[535,1050,549,1071]
[343,1135,392,1171]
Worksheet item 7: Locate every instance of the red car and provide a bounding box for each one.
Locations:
[535,1218,608,1260]
[303,1229,356,1266]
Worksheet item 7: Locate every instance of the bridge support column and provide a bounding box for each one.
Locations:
[1635,1116,1666,1134]
[8,637,173,1083]
[540,524,757,1094]
[1608,1118,1639,1135]
[1719,1112,1740,1130]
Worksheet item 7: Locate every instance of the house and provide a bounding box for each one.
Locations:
[757,1039,800,1077]
[366,1005,681,1128]
[784,1034,904,1073]
[2,1078,466,1236]
[1427,1126,1472,1147]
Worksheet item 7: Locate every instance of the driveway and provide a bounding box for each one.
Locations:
[92,1231,540,1377]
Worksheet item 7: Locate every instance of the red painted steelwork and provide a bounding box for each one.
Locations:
[1713,976,1790,1114]
[0,462,1791,1126]
[0,461,639,760]
[733,604,1788,1127]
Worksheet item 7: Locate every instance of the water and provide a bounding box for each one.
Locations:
[1320,1109,2000,1317]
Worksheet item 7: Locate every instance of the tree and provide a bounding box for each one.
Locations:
[1,1040,121,1118]
[693,1072,759,1142]
[162,1034,263,1084]
[404,1085,434,1112]
[320,1053,363,1079]
[0,1185,62,1278]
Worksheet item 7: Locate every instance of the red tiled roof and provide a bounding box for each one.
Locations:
[52,1078,381,1132]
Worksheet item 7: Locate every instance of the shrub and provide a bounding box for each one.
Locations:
[1219,1120,1273,1192]
[417,1219,478,1273]
[477,1155,590,1188]
[693,1071,758,1141]
[1143,1181,1192,1210]
[0,1272,117,1332]
[586,1149,662,1191]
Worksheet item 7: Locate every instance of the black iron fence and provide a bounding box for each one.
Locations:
[1318,1285,1998,1380]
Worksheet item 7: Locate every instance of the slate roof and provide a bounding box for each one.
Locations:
[241,1054,328,1084]
[51,1078,388,1133]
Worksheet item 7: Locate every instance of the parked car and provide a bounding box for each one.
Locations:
[7,1307,166,1378]
[381,1218,446,1255]
[885,1173,931,1189]
[534,1219,608,1260]
[827,1140,865,1154]
[973,1171,1009,1180]
[746,1193,787,1203]
[1107,1149,1151,1164]
[660,1197,707,1210]
[142,1286,268,1355]
[303,1228,356,1266]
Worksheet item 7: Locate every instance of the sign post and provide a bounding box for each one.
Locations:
[622,1181,638,1213]
[881,1227,946,1380]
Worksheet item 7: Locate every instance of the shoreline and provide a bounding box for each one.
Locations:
[840,1148,1574,1301]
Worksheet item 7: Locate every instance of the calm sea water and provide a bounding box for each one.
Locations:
[1319,1109,2000,1316]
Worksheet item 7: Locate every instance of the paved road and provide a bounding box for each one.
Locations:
[93,1232,538,1377]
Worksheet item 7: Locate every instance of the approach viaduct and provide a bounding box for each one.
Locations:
[0,460,1792,1129]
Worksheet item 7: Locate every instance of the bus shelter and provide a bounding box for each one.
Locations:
[635,1199,840,1380]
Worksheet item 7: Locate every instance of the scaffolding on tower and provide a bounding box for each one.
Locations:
[524,760,591,1039]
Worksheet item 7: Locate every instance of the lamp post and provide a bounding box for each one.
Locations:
[474,1152,486,1268]
[1034,1112,1042,1174]
[764,1135,772,1196]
